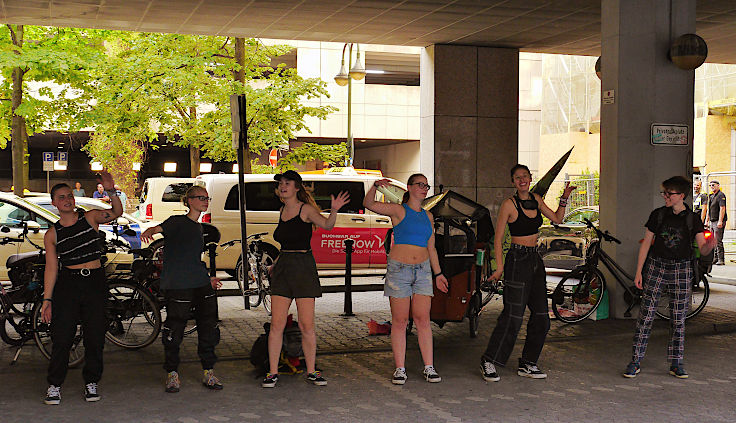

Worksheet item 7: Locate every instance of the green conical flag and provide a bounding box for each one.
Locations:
[530,147,574,198]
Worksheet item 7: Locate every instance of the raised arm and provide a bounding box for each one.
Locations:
[304,191,350,230]
[363,178,403,218]
[41,229,58,323]
[88,171,123,225]
[538,182,576,224]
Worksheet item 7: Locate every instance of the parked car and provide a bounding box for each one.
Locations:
[26,195,161,249]
[194,168,407,276]
[133,177,197,222]
[537,206,599,270]
[0,192,132,281]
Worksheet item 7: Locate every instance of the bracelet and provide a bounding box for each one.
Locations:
[43,298,52,303]
[433,272,443,278]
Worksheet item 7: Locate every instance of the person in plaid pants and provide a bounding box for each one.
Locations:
[623,176,715,379]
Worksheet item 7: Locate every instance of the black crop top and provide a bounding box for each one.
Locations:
[54,211,103,266]
[507,196,543,236]
[273,204,313,250]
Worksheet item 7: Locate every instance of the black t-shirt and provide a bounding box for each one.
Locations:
[645,206,704,260]
[159,215,210,290]
[708,191,727,222]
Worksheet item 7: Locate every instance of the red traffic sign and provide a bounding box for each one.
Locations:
[269,149,278,167]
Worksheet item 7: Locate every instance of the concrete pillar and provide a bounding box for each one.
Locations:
[600,0,696,317]
[420,45,519,214]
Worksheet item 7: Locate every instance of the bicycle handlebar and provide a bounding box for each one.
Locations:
[0,236,24,246]
[583,218,622,244]
[220,232,268,248]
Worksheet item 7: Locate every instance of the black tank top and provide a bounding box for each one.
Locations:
[507,196,543,236]
[273,204,312,250]
[54,211,103,266]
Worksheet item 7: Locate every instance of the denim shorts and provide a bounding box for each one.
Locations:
[384,258,433,298]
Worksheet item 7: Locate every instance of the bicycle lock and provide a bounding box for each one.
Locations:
[342,239,355,317]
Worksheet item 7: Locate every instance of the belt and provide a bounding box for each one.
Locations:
[61,267,102,277]
[509,244,537,252]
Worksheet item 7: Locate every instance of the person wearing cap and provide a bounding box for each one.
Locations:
[704,180,727,265]
[261,170,350,388]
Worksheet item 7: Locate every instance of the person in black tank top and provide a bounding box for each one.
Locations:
[40,172,123,405]
[262,170,350,388]
[480,164,575,382]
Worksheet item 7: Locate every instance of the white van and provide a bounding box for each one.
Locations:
[134,177,197,222]
[195,170,407,276]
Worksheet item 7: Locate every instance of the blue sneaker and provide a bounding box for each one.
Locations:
[669,365,688,379]
[622,362,640,378]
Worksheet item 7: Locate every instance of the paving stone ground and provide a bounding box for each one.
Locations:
[3,276,736,422]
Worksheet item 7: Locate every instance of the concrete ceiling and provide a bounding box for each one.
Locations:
[2,0,736,63]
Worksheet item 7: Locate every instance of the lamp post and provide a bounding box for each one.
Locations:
[334,43,366,166]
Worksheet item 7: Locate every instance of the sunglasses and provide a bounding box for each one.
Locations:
[660,191,682,197]
[188,195,211,201]
[411,182,431,190]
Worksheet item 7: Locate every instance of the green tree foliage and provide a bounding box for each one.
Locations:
[84,33,340,192]
[0,25,106,194]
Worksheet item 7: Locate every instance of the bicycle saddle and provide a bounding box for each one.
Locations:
[6,250,44,267]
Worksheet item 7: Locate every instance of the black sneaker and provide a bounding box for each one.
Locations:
[422,365,442,383]
[480,359,500,382]
[84,383,100,402]
[306,371,327,386]
[517,360,547,379]
[622,362,641,378]
[669,365,689,379]
[261,373,279,388]
[392,368,407,385]
[44,385,61,405]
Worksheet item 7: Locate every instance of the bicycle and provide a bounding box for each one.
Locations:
[224,232,273,313]
[550,218,710,323]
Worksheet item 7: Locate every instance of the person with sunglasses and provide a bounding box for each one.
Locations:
[480,164,574,382]
[364,173,448,385]
[623,176,715,379]
[141,185,223,393]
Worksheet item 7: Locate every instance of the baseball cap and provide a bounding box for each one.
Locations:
[274,170,302,184]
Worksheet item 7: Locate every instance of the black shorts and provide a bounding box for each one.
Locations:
[270,251,322,298]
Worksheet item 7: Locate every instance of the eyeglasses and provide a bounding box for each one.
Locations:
[660,191,682,197]
[411,182,431,190]
[188,195,211,201]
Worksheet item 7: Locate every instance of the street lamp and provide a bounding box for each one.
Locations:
[334,43,366,166]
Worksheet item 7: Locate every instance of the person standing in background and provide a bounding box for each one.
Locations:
[72,182,86,197]
[93,184,110,203]
[692,180,707,219]
[114,184,128,211]
[705,180,727,265]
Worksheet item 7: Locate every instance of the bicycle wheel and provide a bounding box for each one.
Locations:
[32,300,85,367]
[0,300,34,346]
[105,282,161,349]
[258,261,272,314]
[655,275,710,320]
[236,258,262,309]
[551,267,606,323]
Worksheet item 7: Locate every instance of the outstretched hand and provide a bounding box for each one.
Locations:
[331,191,350,212]
[97,171,115,191]
[562,181,577,199]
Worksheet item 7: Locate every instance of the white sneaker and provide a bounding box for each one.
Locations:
[422,365,442,383]
[392,368,407,385]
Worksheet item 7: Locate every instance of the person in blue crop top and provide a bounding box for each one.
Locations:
[480,164,574,383]
[364,173,448,385]
[41,171,123,405]
[261,170,349,389]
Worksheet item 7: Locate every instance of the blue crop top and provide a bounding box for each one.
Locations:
[392,203,432,247]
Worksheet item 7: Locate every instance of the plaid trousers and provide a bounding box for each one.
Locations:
[632,256,692,365]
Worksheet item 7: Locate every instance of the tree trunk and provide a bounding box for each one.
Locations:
[189,106,200,177]
[9,25,27,196]
[234,37,251,173]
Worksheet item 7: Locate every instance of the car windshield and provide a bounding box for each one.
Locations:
[563,209,599,224]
